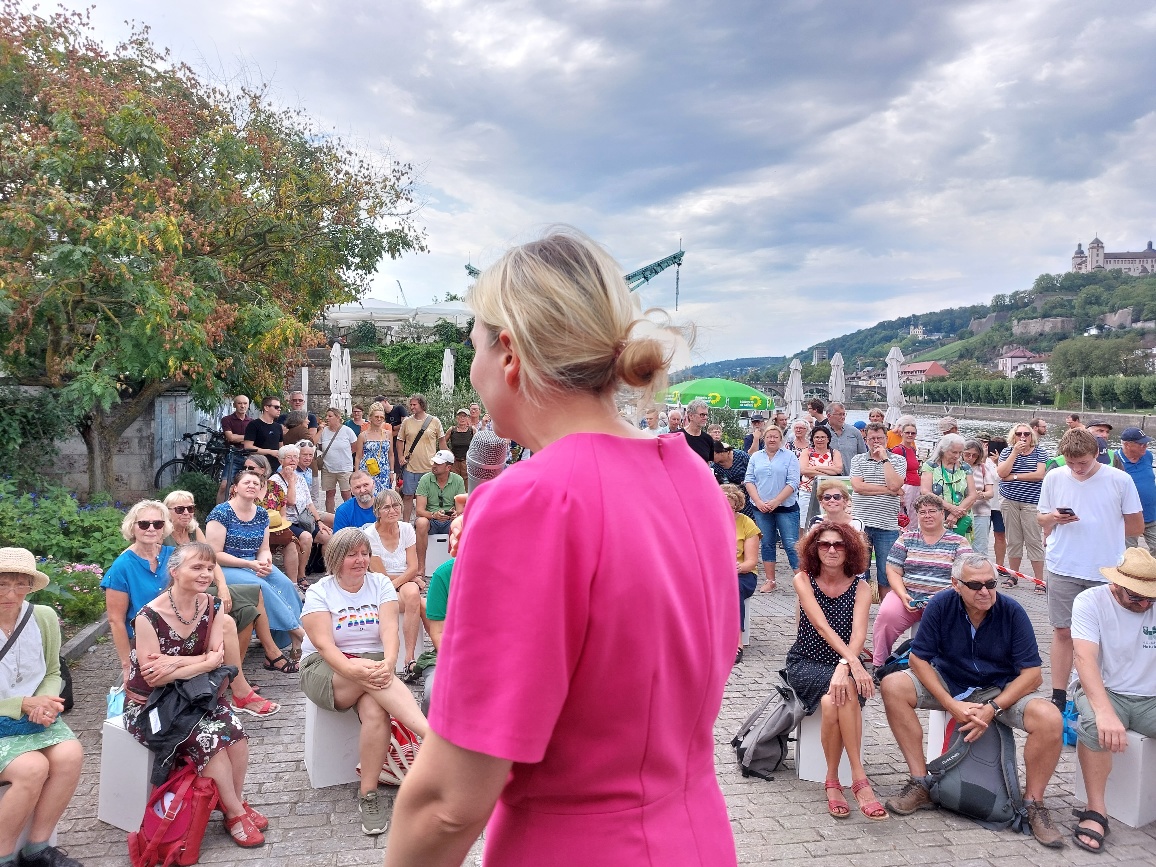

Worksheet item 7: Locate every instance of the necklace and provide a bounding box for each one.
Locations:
[167,587,202,626]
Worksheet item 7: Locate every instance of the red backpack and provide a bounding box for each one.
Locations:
[128,762,219,867]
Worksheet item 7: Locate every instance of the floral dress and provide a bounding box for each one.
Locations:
[122,600,246,771]
[359,433,393,495]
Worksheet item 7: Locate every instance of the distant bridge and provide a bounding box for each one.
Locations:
[750,382,887,406]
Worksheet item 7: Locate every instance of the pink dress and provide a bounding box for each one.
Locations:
[430,432,738,866]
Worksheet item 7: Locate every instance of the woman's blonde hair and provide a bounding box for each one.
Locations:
[720,483,746,513]
[468,226,684,404]
[323,527,372,577]
[162,490,199,534]
[121,499,172,542]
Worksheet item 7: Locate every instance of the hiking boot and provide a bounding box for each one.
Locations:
[1025,800,1064,849]
[885,777,934,815]
[359,788,390,836]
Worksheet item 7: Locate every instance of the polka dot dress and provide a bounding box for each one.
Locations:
[785,574,862,715]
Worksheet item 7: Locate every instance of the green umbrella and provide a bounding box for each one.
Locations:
[663,378,775,412]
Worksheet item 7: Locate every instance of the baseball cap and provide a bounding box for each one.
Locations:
[432,449,455,465]
[750,412,767,421]
[1121,427,1152,445]
[456,408,469,416]
[1088,420,1113,431]
[937,416,958,433]
[853,420,867,431]
[712,440,734,454]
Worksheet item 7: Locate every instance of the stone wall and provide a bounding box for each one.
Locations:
[291,349,403,416]
[1012,317,1075,337]
[968,311,1010,335]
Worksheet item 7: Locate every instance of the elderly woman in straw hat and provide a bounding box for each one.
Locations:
[0,548,85,867]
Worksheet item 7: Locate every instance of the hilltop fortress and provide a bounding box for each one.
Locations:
[1072,237,1156,275]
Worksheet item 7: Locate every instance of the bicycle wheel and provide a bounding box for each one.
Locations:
[154,457,190,490]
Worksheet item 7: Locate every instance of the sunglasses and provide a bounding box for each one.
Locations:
[136,520,166,531]
[818,540,845,551]
[269,404,281,410]
[1121,588,1155,605]
[171,505,195,515]
[820,494,844,501]
[960,579,997,591]
[1015,431,1033,438]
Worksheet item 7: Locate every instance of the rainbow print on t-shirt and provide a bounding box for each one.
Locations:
[335,604,380,632]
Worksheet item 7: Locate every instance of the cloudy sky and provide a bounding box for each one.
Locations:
[66,0,1156,364]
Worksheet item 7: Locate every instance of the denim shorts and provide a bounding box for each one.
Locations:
[428,518,452,535]
[401,468,424,495]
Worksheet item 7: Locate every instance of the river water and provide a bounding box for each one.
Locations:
[843,410,1066,456]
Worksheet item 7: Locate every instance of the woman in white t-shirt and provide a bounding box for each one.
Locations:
[299,527,428,835]
[361,489,425,678]
[320,408,360,512]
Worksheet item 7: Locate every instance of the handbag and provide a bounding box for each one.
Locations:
[294,510,317,533]
[356,718,422,785]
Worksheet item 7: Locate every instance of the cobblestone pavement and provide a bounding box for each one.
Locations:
[55,565,1156,866]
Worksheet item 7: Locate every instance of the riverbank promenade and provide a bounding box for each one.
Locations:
[55,566,1156,866]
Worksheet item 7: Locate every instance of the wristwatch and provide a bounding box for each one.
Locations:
[1011,473,1018,481]
[986,699,1002,714]
[837,657,850,666]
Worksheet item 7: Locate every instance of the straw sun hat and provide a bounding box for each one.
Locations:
[0,547,51,592]
[1099,548,1156,599]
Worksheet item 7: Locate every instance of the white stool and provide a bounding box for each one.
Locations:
[1074,729,1156,828]
[926,709,951,763]
[425,533,451,576]
[97,714,156,832]
[794,711,852,785]
[741,619,750,647]
[303,699,362,789]
[0,783,58,849]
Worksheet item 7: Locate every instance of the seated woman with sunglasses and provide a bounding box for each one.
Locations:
[206,470,306,662]
[164,491,292,684]
[784,522,886,821]
[870,494,971,668]
[810,480,863,532]
[103,499,278,717]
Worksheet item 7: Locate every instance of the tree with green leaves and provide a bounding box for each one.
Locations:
[0,6,426,495]
[1048,334,1145,385]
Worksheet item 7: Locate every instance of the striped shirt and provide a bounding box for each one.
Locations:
[997,446,1047,504]
[886,529,972,596]
[850,452,906,530]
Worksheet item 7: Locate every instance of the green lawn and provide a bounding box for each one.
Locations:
[909,335,985,362]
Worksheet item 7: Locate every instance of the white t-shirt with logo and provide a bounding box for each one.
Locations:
[300,572,398,656]
[1037,464,1142,581]
[1072,583,1156,697]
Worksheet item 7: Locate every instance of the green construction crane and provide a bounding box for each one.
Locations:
[465,247,685,308]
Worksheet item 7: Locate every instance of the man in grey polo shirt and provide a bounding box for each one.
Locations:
[826,403,867,474]
[851,421,906,600]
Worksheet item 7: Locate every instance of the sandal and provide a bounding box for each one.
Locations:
[1072,808,1109,853]
[825,780,850,819]
[851,778,888,821]
[243,801,268,831]
[263,653,299,674]
[230,689,280,717]
[1001,576,1017,588]
[399,660,422,683]
[759,581,776,593]
[225,812,265,847]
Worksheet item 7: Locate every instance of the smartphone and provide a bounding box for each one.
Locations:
[1057,507,1076,516]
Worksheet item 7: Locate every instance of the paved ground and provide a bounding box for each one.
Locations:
[54,564,1156,866]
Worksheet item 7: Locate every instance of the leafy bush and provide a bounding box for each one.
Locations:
[346,320,380,350]
[377,342,475,395]
[30,561,107,627]
[0,387,81,486]
[424,386,484,432]
[158,471,218,519]
[0,477,126,568]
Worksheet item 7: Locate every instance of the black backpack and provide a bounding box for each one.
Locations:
[927,719,1027,832]
[731,675,806,781]
[875,638,914,682]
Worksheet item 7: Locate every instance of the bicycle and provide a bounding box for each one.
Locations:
[154,424,238,490]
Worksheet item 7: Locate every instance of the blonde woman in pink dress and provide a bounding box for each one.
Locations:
[386,228,738,867]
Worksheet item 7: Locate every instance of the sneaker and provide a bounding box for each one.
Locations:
[359,788,390,835]
[885,777,934,815]
[17,845,84,867]
[1025,800,1064,849]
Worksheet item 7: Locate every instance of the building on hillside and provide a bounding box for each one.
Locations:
[1017,353,1051,383]
[1072,238,1156,275]
[996,346,1050,380]
[1012,317,1075,337]
[898,361,949,384]
[812,347,828,364]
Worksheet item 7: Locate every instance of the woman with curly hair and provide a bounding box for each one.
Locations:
[785,521,885,821]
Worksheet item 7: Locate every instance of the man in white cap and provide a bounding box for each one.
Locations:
[1070,547,1156,853]
[415,449,466,576]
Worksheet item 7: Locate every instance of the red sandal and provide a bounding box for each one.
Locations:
[851,778,888,821]
[225,812,266,847]
[825,779,850,819]
[230,689,280,718]
[243,801,268,830]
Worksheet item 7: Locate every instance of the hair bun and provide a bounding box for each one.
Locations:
[616,336,670,389]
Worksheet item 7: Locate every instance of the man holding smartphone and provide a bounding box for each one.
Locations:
[1038,428,1143,715]
[415,449,467,577]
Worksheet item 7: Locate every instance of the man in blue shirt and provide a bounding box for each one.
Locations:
[332,471,377,531]
[1117,427,1156,550]
[880,553,1063,848]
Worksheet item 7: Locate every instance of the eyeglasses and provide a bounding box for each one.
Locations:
[136,520,166,531]
[960,579,998,591]
[0,580,33,593]
[244,464,259,471]
[1121,588,1155,605]
[820,494,844,501]
[1015,431,1033,438]
[377,504,402,512]
[171,505,195,514]
[818,540,845,551]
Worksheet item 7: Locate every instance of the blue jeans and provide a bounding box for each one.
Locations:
[752,508,800,570]
[221,563,303,646]
[864,526,899,589]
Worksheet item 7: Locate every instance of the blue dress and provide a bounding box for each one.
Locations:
[359,434,393,495]
[206,502,302,642]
